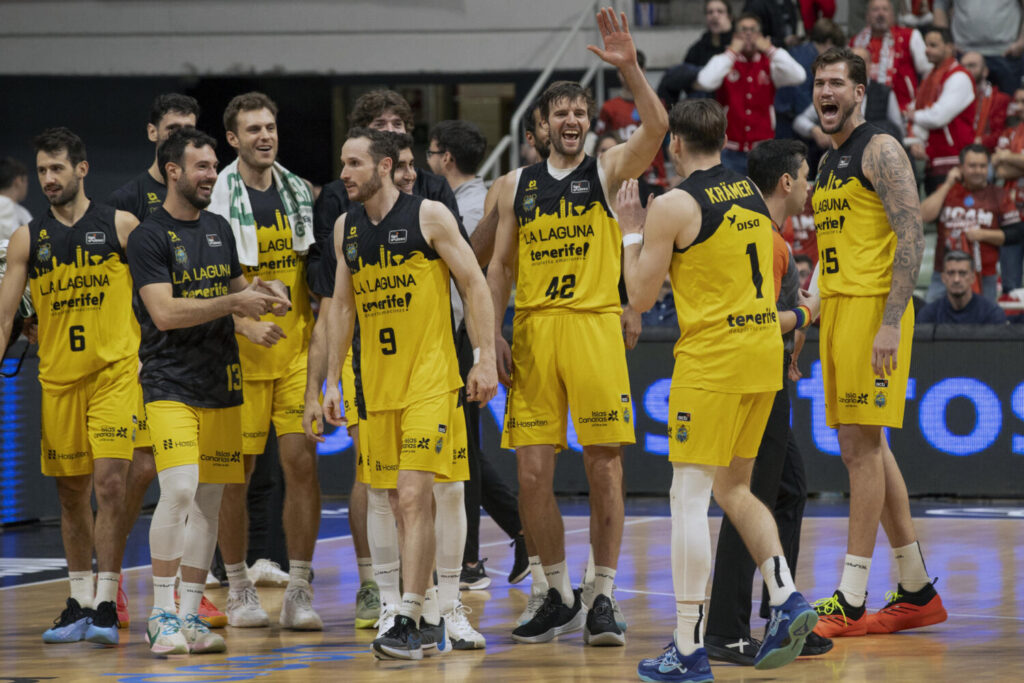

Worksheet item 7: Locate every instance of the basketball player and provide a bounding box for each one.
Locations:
[809,46,947,637]
[0,128,139,646]
[323,128,497,660]
[208,92,322,631]
[127,126,289,655]
[616,99,817,681]
[487,7,667,646]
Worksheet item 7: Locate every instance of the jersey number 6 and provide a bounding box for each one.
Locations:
[69,325,86,352]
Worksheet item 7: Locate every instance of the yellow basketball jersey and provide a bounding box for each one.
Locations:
[669,166,782,394]
[512,156,621,315]
[28,202,139,387]
[236,207,313,380]
[341,193,462,411]
[813,123,895,298]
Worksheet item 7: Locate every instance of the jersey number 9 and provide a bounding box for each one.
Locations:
[380,327,397,355]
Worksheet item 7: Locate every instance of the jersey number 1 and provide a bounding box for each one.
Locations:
[745,243,764,299]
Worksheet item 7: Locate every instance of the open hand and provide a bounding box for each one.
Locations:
[587,7,637,70]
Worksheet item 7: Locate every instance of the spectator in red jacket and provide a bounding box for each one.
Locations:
[961,51,1010,152]
[696,12,806,173]
[849,0,930,114]
[992,86,1024,293]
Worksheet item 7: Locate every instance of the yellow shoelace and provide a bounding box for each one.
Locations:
[812,595,846,619]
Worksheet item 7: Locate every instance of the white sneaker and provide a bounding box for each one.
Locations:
[248,559,290,587]
[147,608,187,656]
[376,603,399,639]
[516,589,547,627]
[280,580,323,631]
[182,613,226,654]
[225,583,269,627]
[443,602,485,650]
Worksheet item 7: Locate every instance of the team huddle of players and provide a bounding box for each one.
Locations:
[0,8,949,681]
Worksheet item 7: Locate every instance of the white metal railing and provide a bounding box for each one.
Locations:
[478,0,608,180]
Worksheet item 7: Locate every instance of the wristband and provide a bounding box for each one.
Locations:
[793,304,812,329]
[622,233,643,247]
[473,347,481,364]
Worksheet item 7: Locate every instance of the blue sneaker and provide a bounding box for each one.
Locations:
[754,591,818,670]
[85,600,120,645]
[637,642,714,682]
[42,598,93,644]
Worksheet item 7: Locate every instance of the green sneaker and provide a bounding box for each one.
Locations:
[355,580,381,629]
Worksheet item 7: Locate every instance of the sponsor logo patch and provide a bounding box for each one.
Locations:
[570,180,590,193]
[206,233,223,247]
[85,231,106,245]
[388,229,408,244]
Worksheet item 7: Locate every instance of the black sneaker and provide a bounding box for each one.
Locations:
[511,587,584,644]
[373,614,423,660]
[704,633,763,666]
[459,559,492,591]
[800,631,833,656]
[583,594,624,646]
[508,535,529,584]
[419,617,449,655]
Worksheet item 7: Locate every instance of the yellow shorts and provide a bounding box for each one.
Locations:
[241,351,307,454]
[134,389,152,450]
[667,387,774,466]
[435,391,470,484]
[147,400,245,484]
[40,354,137,477]
[342,348,359,428]
[820,295,913,429]
[363,390,459,489]
[354,421,371,485]
[502,312,635,451]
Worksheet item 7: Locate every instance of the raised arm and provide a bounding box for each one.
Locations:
[920,166,960,222]
[863,133,925,376]
[587,7,670,190]
[485,171,519,386]
[0,225,30,355]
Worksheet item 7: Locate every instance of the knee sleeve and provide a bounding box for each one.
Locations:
[670,464,716,602]
[149,465,199,562]
[433,481,466,570]
[367,487,399,566]
[181,483,224,570]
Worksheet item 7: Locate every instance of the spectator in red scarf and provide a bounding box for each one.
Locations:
[850,0,930,114]
[961,51,1010,152]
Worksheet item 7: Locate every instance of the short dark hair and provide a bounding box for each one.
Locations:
[392,132,415,152]
[149,93,201,127]
[944,249,973,268]
[924,25,954,45]
[429,120,487,175]
[33,127,87,166]
[705,0,732,18]
[959,143,990,162]
[810,18,845,46]
[736,12,762,29]
[223,91,278,133]
[349,90,415,132]
[346,127,401,178]
[747,139,808,196]
[538,81,596,121]
[523,100,542,137]
[0,157,28,191]
[156,126,217,182]
[812,46,868,88]
[794,253,813,267]
[669,99,726,154]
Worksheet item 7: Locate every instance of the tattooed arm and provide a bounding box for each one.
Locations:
[863,133,925,377]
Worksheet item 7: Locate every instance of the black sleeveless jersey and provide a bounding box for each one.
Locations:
[127,207,243,408]
[107,172,166,221]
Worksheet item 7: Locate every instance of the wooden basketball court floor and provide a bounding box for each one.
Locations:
[1,509,1022,682]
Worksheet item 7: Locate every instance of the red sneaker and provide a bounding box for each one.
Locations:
[174,591,228,628]
[812,592,867,638]
[866,582,948,634]
[117,574,130,629]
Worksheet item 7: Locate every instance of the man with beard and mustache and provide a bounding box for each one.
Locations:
[488,7,668,647]
[127,126,289,656]
[0,127,140,646]
[206,91,322,632]
[322,128,497,660]
[809,47,947,639]
[849,0,929,115]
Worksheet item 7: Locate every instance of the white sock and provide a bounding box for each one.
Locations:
[669,464,715,602]
[225,561,251,591]
[153,576,176,611]
[675,603,704,656]
[593,566,616,599]
[357,557,374,584]
[543,560,573,605]
[422,586,440,625]
[375,560,402,608]
[177,581,204,619]
[893,541,929,592]
[437,566,462,615]
[838,554,872,608]
[760,555,796,606]
[69,570,94,609]
[529,555,548,595]
[583,545,596,585]
[289,560,313,585]
[96,572,119,605]
[399,592,423,623]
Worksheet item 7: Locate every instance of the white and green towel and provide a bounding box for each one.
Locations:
[209,158,314,267]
